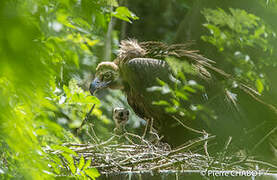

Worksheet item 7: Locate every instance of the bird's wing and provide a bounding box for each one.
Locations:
[139,41,215,64]
[119,58,175,123]
[120,58,173,94]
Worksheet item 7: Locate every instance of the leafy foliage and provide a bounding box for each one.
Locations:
[202,8,277,93]
[151,57,216,130]
[0,0,137,179]
[47,145,100,179]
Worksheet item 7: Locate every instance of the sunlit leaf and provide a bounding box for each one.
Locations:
[78,155,85,170]
[112,7,139,23]
[83,158,92,170]
[84,168,100,180]
[62,153,76,174]
[52,145,78,156]
[255,78,264,93]
[152,100,170,106]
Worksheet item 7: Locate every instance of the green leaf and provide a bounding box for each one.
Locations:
[112,7,139,23]
[85,168,100,180]
[152,100,170,106]
[56,10,76,29]
[78,155,85,170]
[62,153,76,174]
[183,86,196,93]
[72,52,79,69]
[255,78,264,93]
[165,107,177,113]
[49,161,61,174]
[103,0,119,7]
[52,145,78,156]
[156,78,167,86]
[83,158,92,170]
[176,91,189,101]
[49,154,64,168]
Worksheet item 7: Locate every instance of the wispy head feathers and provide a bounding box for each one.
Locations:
[96,62,118,73]
[117,39,146,63]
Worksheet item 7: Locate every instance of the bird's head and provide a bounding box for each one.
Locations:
[89,62,122,95]
[113,107,130,127]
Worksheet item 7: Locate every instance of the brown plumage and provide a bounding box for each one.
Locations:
[90,39,277,156]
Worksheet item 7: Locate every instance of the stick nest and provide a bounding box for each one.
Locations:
[59,131,276,175]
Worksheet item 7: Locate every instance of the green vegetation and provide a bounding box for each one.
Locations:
[202,8,276,92]
[0,0,137,179]
[0,0,277,179]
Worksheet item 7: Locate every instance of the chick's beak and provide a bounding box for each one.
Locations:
[89,77,110,95]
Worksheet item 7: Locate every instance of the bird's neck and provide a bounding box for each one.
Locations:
[109,77,124,90]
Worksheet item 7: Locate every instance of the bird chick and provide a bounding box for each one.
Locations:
[113,107,130,132]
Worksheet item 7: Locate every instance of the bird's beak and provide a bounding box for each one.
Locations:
[89,77,111,95]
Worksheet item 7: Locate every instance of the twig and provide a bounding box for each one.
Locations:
[62,143,89,147]
[86,127,99,145]
[125,132,153,147]
[168,135,216,156]
[89,124,100,143]
[217,136,233,164]
[150,157,187,170]
[203,132,210,160]
[226,156,248,168]
[253,126,277,151]
[124,135,137,145]
[172,116,205,135]
[245,159,277,169]
[73,136,116,153]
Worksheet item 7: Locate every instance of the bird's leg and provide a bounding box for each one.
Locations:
[142,118,150,139]
[122,124,127,133]
[121,124,130,140]
[149,118,162,143]
[113,125,127,140]
[112,127,121,137]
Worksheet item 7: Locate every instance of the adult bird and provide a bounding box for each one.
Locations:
[90,39,277,157]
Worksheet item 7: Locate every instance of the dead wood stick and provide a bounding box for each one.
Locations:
[253,126,277,151]
[168,135,216,156]
[73,135,116,153]
[172,115,206,135]
[245,159,277,169]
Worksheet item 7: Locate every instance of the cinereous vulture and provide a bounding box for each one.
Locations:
[90,39,277,156]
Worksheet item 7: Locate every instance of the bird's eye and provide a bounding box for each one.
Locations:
[126,111,129,115]
[104,72,112,80]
